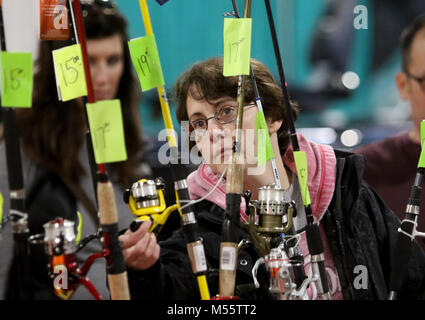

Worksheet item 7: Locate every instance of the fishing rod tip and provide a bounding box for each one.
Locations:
[223,11,236,17]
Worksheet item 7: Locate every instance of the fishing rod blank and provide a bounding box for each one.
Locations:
[231,0,307,291]
[0,1,33,300]
[71,0,130,300]
[264,0,331,299]
[231,0,281,189]
[217,0,252,299]
[138,0,210,300]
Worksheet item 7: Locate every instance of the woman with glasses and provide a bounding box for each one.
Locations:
[120,57,425,300]
[1,0,152,300]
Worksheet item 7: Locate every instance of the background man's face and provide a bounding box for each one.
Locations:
[399,30,425,129]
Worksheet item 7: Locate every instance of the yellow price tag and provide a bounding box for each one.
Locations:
[223,18,252,77]
[52,44,87,102]
[255,111,274,167]
[293,151,311,206]
[128,34,165,92]
[0,52,33,108]
[0,192,3,226]
[86,99,128,164]
[419,120,425,168]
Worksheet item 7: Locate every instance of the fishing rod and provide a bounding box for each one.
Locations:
[66,0,99,207]
[264,0,331,300]
[0,0,33,300]
[216,0,252,300]
[16,0,115,301]
[137,0,210,300]
[231,0,280,189]
[231,0,307,293]
[388,120,425,300]
[69,0,130,300]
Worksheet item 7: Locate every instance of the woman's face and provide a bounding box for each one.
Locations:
[87,33,124,101]
[186,92,260,176]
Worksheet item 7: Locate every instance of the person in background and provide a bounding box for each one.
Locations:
[0,0,152,300]
[355,15,425,251]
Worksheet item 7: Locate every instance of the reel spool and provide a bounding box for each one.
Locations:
[256,184,295,234]
[247,184,295,256]
[124,178,179,234]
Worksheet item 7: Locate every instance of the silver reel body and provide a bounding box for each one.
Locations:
[247,184,295,257]
[252,243,313,300]
[247,184,313,300]
[43,218,77,256]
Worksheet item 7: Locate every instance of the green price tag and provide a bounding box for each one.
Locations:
[418,148,425,169]
[0,192,3,226]
[419,120,425,168]
[0,52,33,108]
[52,44,87,102]
[255,111,274,167]
[128,34,164,92]
[223,18,252,77]
[293,151,311,206]
[86,99,128,164]
[76,211,83,245]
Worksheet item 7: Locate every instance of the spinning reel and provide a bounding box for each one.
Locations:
[29,217,107,300]
[246,184,312,299]
[123,177,179,234]
[252,241,313,300]
[246,184,296,257]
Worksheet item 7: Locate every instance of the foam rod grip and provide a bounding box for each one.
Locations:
[98,181,119,225]
[219,242,238,297]
[226,161,244,194]
[108,273,130,300]
[98,181,130,300]
[219,269,237,298]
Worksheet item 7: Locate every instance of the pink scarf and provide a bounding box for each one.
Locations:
[187,133,336,222]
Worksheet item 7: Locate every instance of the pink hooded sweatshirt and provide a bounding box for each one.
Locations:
[187,133,343,300]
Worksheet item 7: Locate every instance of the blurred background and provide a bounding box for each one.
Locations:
[3,0,425,153]
[112,0,425,152]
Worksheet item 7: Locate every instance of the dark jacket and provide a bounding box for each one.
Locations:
[322,150,425,300]
[127,150,425,300]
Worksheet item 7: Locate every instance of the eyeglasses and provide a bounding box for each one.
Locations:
[405,70,425,92]
[189,103,257,137]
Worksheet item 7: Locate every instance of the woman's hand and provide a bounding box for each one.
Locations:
[119,220,160,271]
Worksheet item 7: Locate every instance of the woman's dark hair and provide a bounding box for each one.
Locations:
[174,57,299,154]
[17,1,144,187]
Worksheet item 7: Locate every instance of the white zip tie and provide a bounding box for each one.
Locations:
[9,209,27,219]
[398,219,420,241]
[177,168,227,212]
